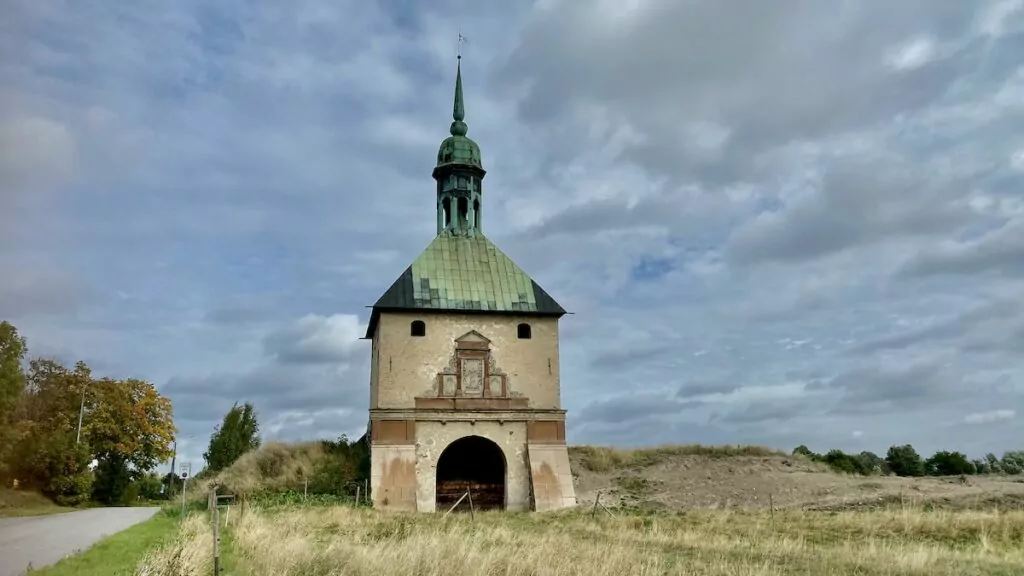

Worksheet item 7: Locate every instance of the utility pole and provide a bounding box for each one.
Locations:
[75,386,86,444]
[169,439,177,480]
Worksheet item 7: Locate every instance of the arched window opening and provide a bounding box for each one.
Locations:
[473,199,480,230]
[411,320,426,337]
[457,197,469,229]
[517,323,532,339]
[442,198,451,227]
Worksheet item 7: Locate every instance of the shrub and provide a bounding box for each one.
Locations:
[925,451,975,476]
[886,445,925,477]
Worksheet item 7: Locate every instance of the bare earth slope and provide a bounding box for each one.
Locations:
[569,447,1024,512]
[0,507,159,576]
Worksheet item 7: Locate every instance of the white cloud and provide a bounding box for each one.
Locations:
[963,409,1016,424]
[884,36,936,71]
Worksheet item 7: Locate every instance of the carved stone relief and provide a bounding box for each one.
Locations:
[417,330,515,400]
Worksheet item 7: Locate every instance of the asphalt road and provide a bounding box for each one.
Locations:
[0,507,160,576]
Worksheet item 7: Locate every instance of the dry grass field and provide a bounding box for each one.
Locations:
[139,505,1024,575]
[136,443,1024,575]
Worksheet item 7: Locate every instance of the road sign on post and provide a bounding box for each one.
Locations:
[179,462,192,522]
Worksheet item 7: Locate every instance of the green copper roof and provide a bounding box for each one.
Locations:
[436,135,482,170]
[366,234,565,336]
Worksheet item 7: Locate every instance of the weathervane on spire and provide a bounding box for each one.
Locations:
[457,31,467,60]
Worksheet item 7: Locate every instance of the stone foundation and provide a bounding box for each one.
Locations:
[369,419,577,513]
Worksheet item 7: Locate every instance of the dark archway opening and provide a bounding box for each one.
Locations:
[435,435,506,512]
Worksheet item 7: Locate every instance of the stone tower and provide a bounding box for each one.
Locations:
[363,57,577,513]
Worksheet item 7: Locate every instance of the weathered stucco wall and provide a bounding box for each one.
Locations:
[527,444,578,511]
[370,443,417,511]
[414,421,531,512]
[371,311,561,410]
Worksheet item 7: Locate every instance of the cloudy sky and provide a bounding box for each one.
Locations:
[3,0,1023,468]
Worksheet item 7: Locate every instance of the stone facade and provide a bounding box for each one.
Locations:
[370,311,561,411]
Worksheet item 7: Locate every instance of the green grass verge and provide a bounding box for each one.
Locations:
[28,512,179,575]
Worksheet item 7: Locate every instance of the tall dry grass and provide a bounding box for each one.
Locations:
[569,444,791,472]
[141,505,1024,575]
[135,514,212,576]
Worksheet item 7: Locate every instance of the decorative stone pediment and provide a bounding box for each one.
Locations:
[454,330,490,350]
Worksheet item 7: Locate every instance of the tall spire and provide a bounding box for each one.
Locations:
[450,56,468,137]
[433,44,486,238]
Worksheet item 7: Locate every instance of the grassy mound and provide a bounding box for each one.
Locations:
[188,441,326,498]
[0,487,68,517]
[187,439,368,503]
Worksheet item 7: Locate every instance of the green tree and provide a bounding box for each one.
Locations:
[203,402,261,473]
[0,321,27,421]
[8,358,94,499]
[91,454,134,505]
[84,377,176,472]
[885,444,925,477]
[857,451,885,475]
[83,376,175,504]
[1001,451,1024,475]
[792,445,818,459]
[924,450,975,476]
[822,449,864,474]
[133,472,166,501]
[984,453,1003,474]
[0,320,28,480]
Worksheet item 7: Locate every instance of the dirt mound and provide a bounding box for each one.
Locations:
[568,446,1024,512]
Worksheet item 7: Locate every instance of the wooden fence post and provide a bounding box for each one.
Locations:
[211,489,221,576]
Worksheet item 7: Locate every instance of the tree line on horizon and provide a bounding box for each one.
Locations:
[0,320,177,505]
[793,444,1024,477]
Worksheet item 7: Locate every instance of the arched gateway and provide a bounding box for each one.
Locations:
[435,435,506,511]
